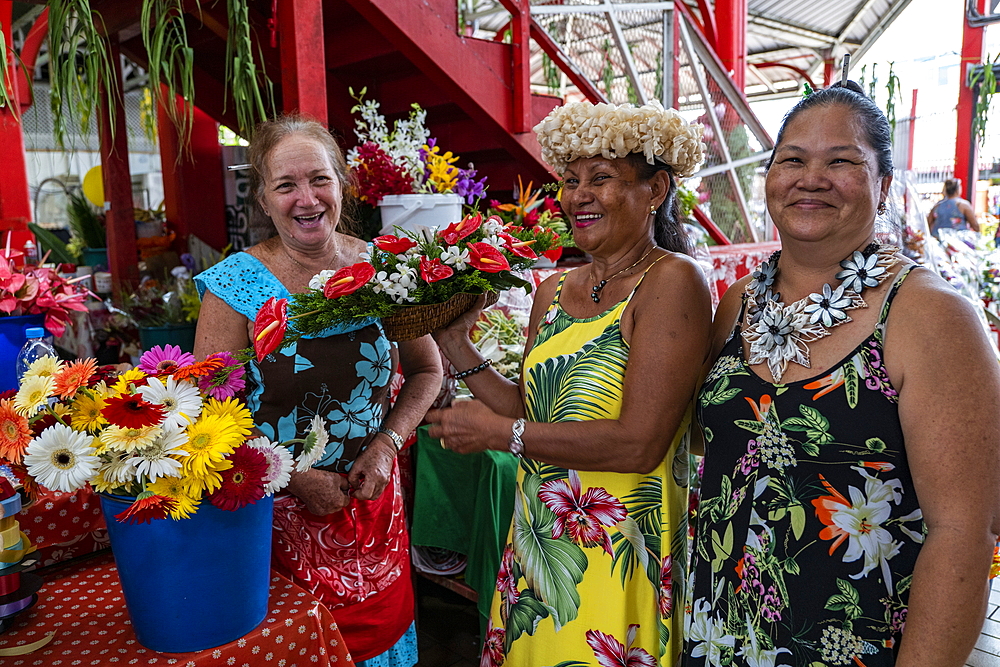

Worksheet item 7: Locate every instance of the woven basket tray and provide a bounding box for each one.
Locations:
[381,291,500,342]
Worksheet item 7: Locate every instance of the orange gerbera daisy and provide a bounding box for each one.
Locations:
[0,399,32,462]
[171,358,226,382]
[52,359,98,399]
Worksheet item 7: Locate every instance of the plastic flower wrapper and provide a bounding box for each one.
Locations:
[261,212,560,352]
[457,308,528,399]
[5,347,300,524]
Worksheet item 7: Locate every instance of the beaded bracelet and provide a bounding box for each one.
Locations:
[455,359,494,380]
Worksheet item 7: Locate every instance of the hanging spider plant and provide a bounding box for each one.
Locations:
[141,0,197,149]
[225,0,275,138]
[47,0,119,149]
[0,27,19,118]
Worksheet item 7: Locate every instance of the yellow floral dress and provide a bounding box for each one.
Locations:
[483,265,689,667]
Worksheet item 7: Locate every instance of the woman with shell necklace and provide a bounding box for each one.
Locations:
[427,101,712,666]
[685,81,1000,666]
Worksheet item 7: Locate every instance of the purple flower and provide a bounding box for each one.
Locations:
[454,166,488,204]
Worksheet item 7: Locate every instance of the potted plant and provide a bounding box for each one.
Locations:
[66,190,107,269]
[121,266,202,353]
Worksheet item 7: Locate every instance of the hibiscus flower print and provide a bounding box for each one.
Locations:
[480,619,505,667]
[496,544,519,607]
[586,624,656,667]
[538,470,627,555]
[325,382,380,441]
[355,340,392,386]
[658,555,673,617]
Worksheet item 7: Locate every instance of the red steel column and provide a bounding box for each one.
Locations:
[99,34,139,290]
[956,0,985,202]
[510,0,531,133]
[277,0,328,122]
[714,0,747,90]
[157,92,227,252]
[0,0,33,253]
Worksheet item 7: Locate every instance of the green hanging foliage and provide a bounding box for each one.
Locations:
[970,53,999,147]
[141,0,197,149]
[0,27,19,118]
[542,53,560,95]
[225,0,275,139]
[47,0,119,149]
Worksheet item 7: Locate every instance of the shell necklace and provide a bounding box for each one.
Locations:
[590,245,655,303]
[742,242,899,382]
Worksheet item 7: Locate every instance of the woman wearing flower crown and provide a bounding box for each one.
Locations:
[427,101,712,666]
[685,81,1000,666]
[194,116,442,667]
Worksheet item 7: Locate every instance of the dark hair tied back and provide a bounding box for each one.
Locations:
[767,79,893,177]
[626,153,692,255]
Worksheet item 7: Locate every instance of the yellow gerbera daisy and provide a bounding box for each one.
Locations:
[51,402,72,420]
[100,424,163,454]
[147,476,201,519]
[112,368,148,394]
[182,415,243,477]
[71,391,107,432]
[202,398,254,437]
[22,355,64,381]
[185,457,233,496]
[14,375,54,416]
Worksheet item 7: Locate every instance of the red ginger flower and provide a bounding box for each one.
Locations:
[209,445,268,511]
[373,234,417,255]
[538,470,627,555]
[102,394,167,429]
[115,493,178,525]
[439,212,482,245]
[466,242,510,273]
[323,263,375,299]
[253,297,288,361]
[418,256,454,283]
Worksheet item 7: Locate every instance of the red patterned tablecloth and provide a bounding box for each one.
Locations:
[0,553,354,666]
[706,242,781,304]
[19,487,108,567]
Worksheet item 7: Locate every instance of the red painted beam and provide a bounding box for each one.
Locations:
[714,0,746,90]
[278,0,327,122]
[158,91,227,252]
[956,0,985,202]
[693,205,731,245]
[16,7,47,110]
[754,62,817,91]
[0,0,32,248]
[694,0,717,48]
[507,0,531,133]
[98,35,139,290]
[528,20,606,104]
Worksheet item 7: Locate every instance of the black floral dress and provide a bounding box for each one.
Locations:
[684,266,925,667]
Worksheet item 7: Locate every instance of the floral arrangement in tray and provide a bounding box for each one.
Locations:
[1,236,90,337]
[252,211,559,356]
[486,176,571,254]
[346,88,487,205]
[0,345,330,523]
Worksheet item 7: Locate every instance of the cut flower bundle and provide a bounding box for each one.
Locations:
[1,345,330,523]
[252,212,560,355]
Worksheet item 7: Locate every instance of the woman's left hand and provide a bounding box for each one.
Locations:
[347,437,396,501]
[426,399,506,454]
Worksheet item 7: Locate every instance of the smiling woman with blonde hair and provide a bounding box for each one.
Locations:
[427,101,711,666]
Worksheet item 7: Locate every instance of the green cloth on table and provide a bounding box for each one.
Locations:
[411,424,519,621]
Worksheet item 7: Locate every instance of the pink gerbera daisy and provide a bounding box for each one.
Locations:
[138,345,197,375]
[197,351,247,400]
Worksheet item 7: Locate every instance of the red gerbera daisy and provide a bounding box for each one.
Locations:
[115,493,178,525]
[101,394,167,429]
[52,358,98,399]
[0,399,32,463]
[208,445,268,511]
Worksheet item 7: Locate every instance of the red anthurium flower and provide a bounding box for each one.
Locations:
[543,245,563,262]
[439,212,483,245]
[253,297,288,361]
[419,256,454,283]
[115,493,177,525]
[501,234,538,260]
[466,242,510,273]
[373,234,417,255]
[323,263,376,299]
[538,470,627,555]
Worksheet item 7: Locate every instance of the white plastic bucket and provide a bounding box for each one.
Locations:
[377,193,464,236]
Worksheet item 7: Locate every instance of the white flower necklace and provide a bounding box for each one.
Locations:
[741,242,899,382]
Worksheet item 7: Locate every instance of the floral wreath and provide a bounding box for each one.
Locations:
[533,100,706,177]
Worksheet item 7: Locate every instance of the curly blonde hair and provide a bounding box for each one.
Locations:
[533,101,705,178]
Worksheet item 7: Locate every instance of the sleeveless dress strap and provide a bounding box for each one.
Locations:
[877,263,918,325]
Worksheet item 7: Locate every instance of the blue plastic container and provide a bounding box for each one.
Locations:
[99,494,274,653]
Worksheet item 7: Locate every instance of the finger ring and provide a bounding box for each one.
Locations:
[440,437,447,449]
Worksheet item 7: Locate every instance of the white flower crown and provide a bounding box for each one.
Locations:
[533,101,706,178]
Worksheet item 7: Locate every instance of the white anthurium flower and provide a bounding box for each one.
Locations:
[440,245,470,270]
[836,250,887,293]
[309,269,338,291]
[804,283,853,327]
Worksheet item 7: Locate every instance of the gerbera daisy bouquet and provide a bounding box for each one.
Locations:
[251,211,560,355]
[0,345,328,524]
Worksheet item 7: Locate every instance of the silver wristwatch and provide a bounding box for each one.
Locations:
[508,418,525,458]
[377,426,405,452]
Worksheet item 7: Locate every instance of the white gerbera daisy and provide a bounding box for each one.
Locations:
[137,375,202,428]
[129,422,189,483]
[99,453,139,487]
[247,436,295,494]
[21,355,64,381]
[296,415,329,472]
[99,424,163,454]
[23,424,100,492]
[14,374,54,416]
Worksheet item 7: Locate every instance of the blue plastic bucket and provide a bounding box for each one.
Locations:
[0,315,45,393]
[99,494,274,653]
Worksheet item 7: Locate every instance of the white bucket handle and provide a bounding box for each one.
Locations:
[390,197,424,225]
